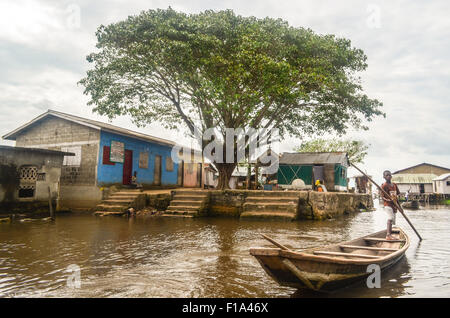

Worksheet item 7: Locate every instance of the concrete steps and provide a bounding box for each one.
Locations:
[241,192,300,221]
[240,211,297,220]
[163,190,208,217]
[94,189,144,216]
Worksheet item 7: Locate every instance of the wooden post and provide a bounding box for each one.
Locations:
[48,186,55,220]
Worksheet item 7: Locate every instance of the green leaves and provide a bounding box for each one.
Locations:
[79,8,383,141]
[295,138,370,164]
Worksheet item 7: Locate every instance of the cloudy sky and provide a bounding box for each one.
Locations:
[1,0,449,184]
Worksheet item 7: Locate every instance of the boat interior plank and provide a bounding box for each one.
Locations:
[312,251,380,259]
[339,245,398,252]
[364,237,405,243]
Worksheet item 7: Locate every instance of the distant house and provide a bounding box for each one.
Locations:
[0,145,74,210]
[203,163,218,189]
[391,174,437,194]
[276,152,349,192]
[229,165,255,189]
[392,163,450,194]
[432,173,450,194]
[2,110,202,209]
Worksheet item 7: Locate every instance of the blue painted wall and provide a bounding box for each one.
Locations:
[97,131,178,186]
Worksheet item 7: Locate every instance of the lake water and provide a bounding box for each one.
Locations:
[0,201,449,298]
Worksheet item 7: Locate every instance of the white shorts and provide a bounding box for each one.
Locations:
[384,206,396,224]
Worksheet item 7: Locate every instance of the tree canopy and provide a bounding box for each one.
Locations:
[79,8,384,188]
[294,138,370,164]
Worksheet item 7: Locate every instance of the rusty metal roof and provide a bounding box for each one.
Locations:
[392,173,437,184]
[279,152,349,166]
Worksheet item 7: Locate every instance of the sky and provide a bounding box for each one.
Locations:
[1,0,449,184]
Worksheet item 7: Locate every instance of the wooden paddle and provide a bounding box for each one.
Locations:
[351,163,423,241]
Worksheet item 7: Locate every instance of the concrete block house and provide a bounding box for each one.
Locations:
[2,110,199,209]
[276,152,349,192]
[0,145,74,211]
[392,163,450,194]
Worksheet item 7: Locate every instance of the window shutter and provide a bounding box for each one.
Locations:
[103,146,115,165]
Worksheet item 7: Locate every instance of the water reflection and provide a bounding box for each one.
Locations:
[0,203,449,297]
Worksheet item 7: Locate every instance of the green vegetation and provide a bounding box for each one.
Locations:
[80,8,384,188]
[295,138,370,164]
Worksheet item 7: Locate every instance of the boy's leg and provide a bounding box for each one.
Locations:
[384,206,395,239]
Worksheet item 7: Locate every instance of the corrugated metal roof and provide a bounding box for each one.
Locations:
[279,152,349,166]
[392,173,437,184]
[0,145,75,156]
[433,173,450,181]
[3,110,178,148]
[393,163,450,174]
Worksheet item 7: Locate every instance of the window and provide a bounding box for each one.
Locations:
[102,146,115,165]
[18,166,37,198]
[447,181,450,186]
[166,156,174,171]
[62,146,81,166]
[139,152,149,169]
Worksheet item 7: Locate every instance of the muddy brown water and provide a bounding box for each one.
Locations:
[0,202,449,298]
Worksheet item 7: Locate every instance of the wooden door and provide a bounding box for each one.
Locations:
[197,163,202,188]
[154,155,162,185]
[123,150,133,185]
[177,160,184,186]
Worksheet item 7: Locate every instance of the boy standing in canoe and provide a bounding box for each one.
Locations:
[381,170,400,240]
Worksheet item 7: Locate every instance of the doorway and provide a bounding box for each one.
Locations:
[419,184,425,194]
[313,165,324,185]
[122,150,133,185]
[154,155,162,185]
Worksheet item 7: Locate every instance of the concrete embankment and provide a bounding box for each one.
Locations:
[164,190,373,220]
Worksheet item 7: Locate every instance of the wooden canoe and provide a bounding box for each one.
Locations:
[250,227,409,292]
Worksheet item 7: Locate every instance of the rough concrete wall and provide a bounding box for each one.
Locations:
[59,185,102,209]
[307,191,373,220]
[147,193,171,210]
[0,149,63,204]
[206,190,373,220]
[15,116,100,188]
[208,190,246,217]
[15,116,100,147]
[59,144,98,186]
[323,164,335,191]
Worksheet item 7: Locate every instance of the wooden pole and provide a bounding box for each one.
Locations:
[261,234,291,251]
[48,186,55,221]
[351,164,423,241]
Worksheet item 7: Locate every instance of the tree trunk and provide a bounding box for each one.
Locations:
[216,163,237,190]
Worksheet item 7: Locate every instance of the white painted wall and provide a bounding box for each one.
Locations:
[397,183,433,193]
[433,178,450,194]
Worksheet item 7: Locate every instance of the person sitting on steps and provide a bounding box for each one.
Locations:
[130,171,142,189]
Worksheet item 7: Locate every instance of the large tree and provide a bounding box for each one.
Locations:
[294,138,370,164]
[79,8,384,189]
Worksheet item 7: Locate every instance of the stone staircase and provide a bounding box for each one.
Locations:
[163,190,208,218]
[241,191,300,221]
[94,189,145,216]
